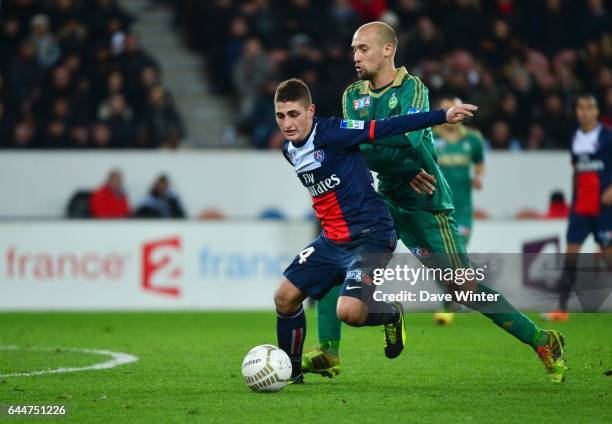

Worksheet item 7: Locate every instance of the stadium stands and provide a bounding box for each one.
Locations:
[0,0,184,149]
[173,0,611,149]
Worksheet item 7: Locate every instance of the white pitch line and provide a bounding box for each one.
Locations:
[0,345,138,377]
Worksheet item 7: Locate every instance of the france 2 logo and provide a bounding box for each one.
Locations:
[313,149,325,162]
[142,237,182,297]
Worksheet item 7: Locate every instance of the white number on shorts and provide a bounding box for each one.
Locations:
[298,247,315,264]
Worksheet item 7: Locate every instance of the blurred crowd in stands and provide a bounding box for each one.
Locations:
[67,169,186,218]
[173,0,611,150]
[0,0,184,149]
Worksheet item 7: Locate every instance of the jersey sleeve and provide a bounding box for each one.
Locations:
[470,132,485,164]
[322,111,446,150]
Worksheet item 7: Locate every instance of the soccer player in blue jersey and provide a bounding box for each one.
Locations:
[272,78,476,382]
[545,94,612,322]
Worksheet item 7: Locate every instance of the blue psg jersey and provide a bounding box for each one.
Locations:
[281,111,446,242]
[570,125,612,216]
[283,117,393,242]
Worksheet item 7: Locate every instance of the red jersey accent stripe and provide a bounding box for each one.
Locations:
[369,120,376,141]
[291,328,302,355]
[574,172,601,216]
[312,191,351,242]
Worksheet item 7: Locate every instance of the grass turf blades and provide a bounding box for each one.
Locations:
[0,311,610,423]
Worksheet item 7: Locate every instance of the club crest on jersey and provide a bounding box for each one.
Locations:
[346,270,373,285]
[340,119,365,130]
[407,106,422,114]
[388,93,398,109]
[353,96,371,110]
[313,149,325,162]
[408,246,430,257]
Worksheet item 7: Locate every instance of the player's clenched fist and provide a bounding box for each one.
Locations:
[445,104,478,124]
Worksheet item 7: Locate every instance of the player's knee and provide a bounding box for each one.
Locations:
[274,288,298,315]
[336,305,366,327]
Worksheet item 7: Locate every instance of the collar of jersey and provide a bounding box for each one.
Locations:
[290,118,318,148]
[577,123,602,137]
[359,67,408,97]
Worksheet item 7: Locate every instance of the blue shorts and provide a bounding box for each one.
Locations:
[567,206,612,248]
[283,231,397,301]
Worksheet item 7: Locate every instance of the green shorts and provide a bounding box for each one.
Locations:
[384,198,470,270]
[453,213,473,246]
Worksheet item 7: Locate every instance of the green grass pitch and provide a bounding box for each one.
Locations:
[1,311,611,423]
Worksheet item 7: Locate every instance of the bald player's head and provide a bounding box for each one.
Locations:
[355,21,398,49]
[351,21,398,81]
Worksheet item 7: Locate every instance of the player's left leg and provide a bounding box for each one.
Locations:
[335,294,405,359]
[394,207,567,382]
[279,235,347,383]
[334,231,406,359]
[431,211,567,382]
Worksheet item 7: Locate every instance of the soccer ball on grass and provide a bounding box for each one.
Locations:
[242,344,292,392]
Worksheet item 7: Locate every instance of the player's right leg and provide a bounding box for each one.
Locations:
[280,235,347,383]
[385,201,457,325]
[274,277,307,383]
[435,216,472,325]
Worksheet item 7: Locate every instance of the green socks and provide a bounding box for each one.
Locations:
[319,340,340,357]
[466,284,548,347]
[315,282,549,352]
[317,286,342,356]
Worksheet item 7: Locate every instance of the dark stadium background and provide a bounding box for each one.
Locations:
[0,1,610,422]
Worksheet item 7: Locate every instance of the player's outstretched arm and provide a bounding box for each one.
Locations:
[328,105,477,149]
[371,105,477,142]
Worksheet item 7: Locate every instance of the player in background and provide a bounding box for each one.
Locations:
[433,96,486,325]
[273,78,476,383]
[303,21,567,384]
[544,94,612,322]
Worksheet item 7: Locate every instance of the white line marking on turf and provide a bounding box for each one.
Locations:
[0,345,138,377]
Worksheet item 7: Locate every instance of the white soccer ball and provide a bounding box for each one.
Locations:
[242,344,292,392]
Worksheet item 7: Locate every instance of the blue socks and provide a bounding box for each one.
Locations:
[277,304,306,377]
[364,302,399,326]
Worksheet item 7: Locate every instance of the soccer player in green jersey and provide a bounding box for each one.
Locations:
[302,21,567,383]
[432,96,485,324]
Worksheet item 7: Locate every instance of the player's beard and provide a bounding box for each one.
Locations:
[358,69,375,82]
[357,65,374,82]
[357,64,380,83]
